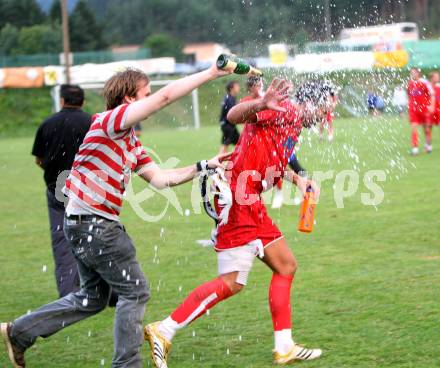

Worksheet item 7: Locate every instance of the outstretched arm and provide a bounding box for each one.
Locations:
[138,153,231,189]
[125,65,230,128]
[227,78,292,125]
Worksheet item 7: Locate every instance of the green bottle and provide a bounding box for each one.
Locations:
[216,54,263,76]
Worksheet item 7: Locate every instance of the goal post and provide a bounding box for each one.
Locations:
[51,79,201,130]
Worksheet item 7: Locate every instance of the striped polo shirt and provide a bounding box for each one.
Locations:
[64,103,153,221]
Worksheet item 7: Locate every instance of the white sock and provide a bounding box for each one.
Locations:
[274,329,294,354]
[158,316,180,341]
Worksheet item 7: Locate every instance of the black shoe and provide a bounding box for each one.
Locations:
[1,323,25,367]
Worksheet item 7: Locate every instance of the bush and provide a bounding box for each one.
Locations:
[13,24,61,55]
[143,33,183,60]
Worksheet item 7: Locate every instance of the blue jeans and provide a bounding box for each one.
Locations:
[11,216,150,368]
[46,188,80,297]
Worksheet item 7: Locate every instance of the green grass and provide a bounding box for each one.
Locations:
[0,117,439,367]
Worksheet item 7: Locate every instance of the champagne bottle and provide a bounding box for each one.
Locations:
[298,187,316,233]
[216,54,263,76]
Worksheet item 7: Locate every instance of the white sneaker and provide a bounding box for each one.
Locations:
[328,134,334,142]
[273,343,322,364]
[272,188,284,209]
[425,144,433,153]
[411,147,419,155]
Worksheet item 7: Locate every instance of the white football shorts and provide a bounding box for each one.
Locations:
[217,239,264,285]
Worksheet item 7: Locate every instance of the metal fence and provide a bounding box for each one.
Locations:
[303,40,440,67]
[403,40,440,69]
[304,41,372,54]
[0,48,151,68]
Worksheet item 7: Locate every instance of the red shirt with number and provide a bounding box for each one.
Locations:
[407,79,432,124]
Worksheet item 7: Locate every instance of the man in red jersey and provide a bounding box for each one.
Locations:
[1,65,231,368]
[407,68,435,154]
[145,79,331,367]
[430,71,440,139]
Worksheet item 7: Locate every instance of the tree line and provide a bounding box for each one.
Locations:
[0,0,105,56]
[0,0,439,57]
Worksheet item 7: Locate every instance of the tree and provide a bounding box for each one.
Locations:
[425,0,440,36]
[0,0,45,29]
[0,23,19,55]
[86,0,109,20]
[293,29,309,52]
[43,0,440,49]
[49,0,61,25]
[69,0,107,51]
[13,24,61,55]
[104,0,153,45]
[144,33,183,60]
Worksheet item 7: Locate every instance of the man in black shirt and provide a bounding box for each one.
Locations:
[32,84,91,297]
[219,80,241,154]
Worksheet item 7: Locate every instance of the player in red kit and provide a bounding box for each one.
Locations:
[430,71,440,139]
[407,68,435,154]
[145,79,332,367]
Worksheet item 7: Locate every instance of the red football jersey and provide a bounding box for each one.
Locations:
[407,79,432,112]
[227,97,302,197]
[431,83,440,124]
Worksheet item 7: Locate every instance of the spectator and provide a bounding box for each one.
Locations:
[367,91,377,114]
[31,84,91,297]
[375,95,385,114]
[367,92,385,116]
[392,85,408,117]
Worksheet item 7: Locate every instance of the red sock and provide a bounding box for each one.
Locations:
[411,128,419,148]
[269,273,294,331]
[170,277,233,327]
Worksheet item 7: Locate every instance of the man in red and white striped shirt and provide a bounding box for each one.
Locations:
[64,102,153,220]
[1,66,231,368]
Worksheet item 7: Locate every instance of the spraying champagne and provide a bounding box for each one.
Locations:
[216,54,263,76]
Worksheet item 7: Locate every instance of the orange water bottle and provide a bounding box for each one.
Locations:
[298,187,316,233]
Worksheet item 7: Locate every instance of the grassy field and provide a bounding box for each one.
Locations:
[0,117,439,367]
